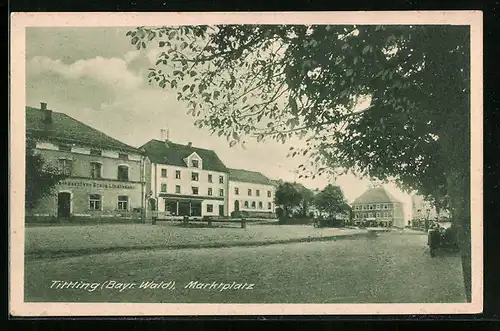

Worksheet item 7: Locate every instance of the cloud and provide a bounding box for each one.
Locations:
[124,50,141,63]
[27,55,143,90]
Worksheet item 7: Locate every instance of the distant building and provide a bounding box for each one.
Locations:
[26,103,146,221]
[228,168,276,217]
[411,195,450,221]
[141,139,229,218]
[351,186,405,228]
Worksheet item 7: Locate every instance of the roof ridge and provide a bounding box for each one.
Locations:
[150,139,217,153]
[26,106,140,152]
[56,112,139,152]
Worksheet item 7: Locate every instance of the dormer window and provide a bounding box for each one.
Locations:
[90,149,102,156]
[59,144,72,152]
[192,159,199,168]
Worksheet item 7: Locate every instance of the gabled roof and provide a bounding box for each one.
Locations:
[228,168,274,185]
[351,187,402,204]
[141,139,228,173]
[26,106,140,154]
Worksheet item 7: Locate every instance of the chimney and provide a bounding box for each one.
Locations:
[41,102,52,124]
[187,142,192,147]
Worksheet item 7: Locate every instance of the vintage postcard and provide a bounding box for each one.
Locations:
[10,11,483,316]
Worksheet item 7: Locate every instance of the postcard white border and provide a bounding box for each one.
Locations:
[9,11,483,316]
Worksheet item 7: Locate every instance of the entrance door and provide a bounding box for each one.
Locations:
[234,200,240,212]
[57,192,71,218]
[219,204,225,216]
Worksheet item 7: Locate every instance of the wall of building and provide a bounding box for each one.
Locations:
[28,141,144,220]
[411,195,450,220]
[35,143,143,182]
[352,202,406,227]
[228,181,275,215]
[150,162,229,216]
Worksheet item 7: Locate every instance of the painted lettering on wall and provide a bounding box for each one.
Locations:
[60,180,135,189]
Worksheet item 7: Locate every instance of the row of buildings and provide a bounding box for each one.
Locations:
[25,103,277,221]
[26,103,441,228]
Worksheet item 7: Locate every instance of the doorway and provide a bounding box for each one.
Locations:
[57,192,71,218]
[219,204,225,217]
[234,200,239,212]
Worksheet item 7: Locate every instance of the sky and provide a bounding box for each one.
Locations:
[25,27,415,220]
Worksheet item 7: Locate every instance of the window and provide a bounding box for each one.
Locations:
[369,205,373,210]
[384,204,388,209]
[376,212,380,217]
[90,149,102,156]
[175,170,181,179]
[256,190,260,197]
[89,194,101,210]
[384,212,388,217]
[192,187,199,195]
[251,201,256,209]
[258,201,263,209]
[208,174,213,182]
[219,189,224,197]
[191,159,199,168]
[160,184,167,192]
[175,185,181,194]
[58,158,73,176]
[117,165,129,181]
[59,144,71,152]
[268,202,272,210]
[219,175,224,184]
[248,189,252,196]
[208,188,213,196]
[267,191,271,198]
[191,172,199,181]
[376,204,380,209]
[244,201,249,208]
[161,168,167,178]
[90,162,102,179]
[235,187,239,195]
[118,196,129,210]
[207,204,213,213]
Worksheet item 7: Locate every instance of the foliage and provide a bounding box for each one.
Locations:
[128,24,472,298]
[313,184,349,217]
[274,182,302,218]
[25,138,67,210]
[127,25,469,211]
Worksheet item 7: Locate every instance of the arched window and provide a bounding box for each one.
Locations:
[244,201,249,208]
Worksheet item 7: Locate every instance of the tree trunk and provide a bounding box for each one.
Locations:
[445,170,471,302]
[440,103,471,302]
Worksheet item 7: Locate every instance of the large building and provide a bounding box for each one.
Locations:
[141,139,229,218]
[228,169,276,217]
[26,103,146,221]
[411,195,450,221]
[351,186,405,228]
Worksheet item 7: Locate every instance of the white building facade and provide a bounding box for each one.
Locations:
[142,139,229,218]
[228,169,276,217]
[411,195,450,220]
